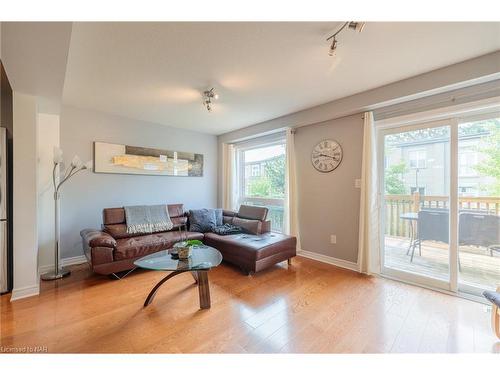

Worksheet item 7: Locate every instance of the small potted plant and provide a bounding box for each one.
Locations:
[172,225,204,259]
[174,239,203,259]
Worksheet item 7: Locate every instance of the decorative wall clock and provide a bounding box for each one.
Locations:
[311,139,343,172]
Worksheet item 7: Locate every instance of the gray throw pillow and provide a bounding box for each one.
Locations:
[189,209,217,233]
[214,208,223,226]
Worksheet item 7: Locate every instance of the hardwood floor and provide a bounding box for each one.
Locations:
[1,256,498,353]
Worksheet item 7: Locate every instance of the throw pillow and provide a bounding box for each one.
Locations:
[189,209,217,233]
[214,208,223,226]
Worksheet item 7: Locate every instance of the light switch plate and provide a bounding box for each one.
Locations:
[355,179,361,188]
[330,235,337,244]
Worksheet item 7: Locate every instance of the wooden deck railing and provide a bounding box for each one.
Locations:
[384,193,500,237]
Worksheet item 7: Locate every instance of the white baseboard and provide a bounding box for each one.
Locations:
[38,255,87,274]
[297,249,360,272]
[10,284,40,301]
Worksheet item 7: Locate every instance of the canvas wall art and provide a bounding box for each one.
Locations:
[93,141,204,176]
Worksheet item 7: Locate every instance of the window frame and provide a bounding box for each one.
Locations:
[234,133,287,232]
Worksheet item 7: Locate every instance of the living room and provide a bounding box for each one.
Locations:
[1,0,500,371]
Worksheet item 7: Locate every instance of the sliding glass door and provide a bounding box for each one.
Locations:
[381,121,453,291]
[457,116,500,295]
[380,112,500,296]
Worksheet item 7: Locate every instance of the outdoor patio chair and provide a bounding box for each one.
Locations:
[414,210,449,262]
[459,213,500,257]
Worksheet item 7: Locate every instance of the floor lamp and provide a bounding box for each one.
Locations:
[40,147,92,281]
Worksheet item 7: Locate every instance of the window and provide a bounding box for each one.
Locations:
[459,184,478,196]
[250,164,261,177]
[410,187,425,195]
[458,149,478,177]
[236,137,286,232]
[409,149,427,169]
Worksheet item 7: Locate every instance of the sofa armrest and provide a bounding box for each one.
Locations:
[80,229,117,248]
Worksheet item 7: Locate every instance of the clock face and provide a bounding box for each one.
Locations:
[311,139,343,173]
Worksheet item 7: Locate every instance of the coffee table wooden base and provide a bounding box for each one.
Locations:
[196,271,211,309]
[143,269,211,309]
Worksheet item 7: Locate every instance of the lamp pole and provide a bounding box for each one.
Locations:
[40,150,92,281]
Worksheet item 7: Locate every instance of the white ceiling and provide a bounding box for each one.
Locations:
[2,22,73,113]
[4,22,500,135]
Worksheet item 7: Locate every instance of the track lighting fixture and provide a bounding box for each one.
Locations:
[202,88,219,112]
[348,21,365,33]
[326,21,365,56]
[328,37,338,57]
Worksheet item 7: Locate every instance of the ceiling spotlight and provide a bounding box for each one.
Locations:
[203,88,219,112]
[326,21,365,56]
[348,22,365,33]
[328,38,338,57]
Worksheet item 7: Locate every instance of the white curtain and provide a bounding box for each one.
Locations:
[358,112,380,274]
[284,128,301,249]
[222,143,237,211]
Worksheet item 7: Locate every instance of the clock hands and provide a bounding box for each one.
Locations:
[315,153,333,158]
[313,152,340,161]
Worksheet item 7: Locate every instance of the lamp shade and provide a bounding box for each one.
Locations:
[71,155,83,169]
[53,147,63,163]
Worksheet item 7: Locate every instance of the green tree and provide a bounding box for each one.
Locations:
[474,120,500,196]
[248,178,271,197]
[385,162,407,194]
[264,155,286,198]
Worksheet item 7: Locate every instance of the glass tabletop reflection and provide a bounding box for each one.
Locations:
[134,245,222,271]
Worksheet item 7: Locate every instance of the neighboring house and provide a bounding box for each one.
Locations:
[386,132,494,197]
[244,155,282,194]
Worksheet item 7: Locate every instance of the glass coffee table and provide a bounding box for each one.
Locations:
[134,245,222,309]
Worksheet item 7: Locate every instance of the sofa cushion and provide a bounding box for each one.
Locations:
[104,224,137,239]
[189,209,217,233]
[237,205,268,221]
[203,232,296,262]
[103,204,185,225]
[167,204,184,218]
[171,216,188,229]
[103,208,126,225]
[232,217,262,235]
[114,231,203,260]
[223,215,234,225]
[223,210,236,217]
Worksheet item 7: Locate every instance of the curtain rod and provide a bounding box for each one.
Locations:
[291,112,367,133]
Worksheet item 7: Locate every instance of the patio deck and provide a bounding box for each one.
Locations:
[385,236,500,291]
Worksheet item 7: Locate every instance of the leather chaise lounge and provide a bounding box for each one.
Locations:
[81,204,296,277]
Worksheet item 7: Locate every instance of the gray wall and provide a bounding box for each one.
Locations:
[295,114,363,263]
[59,106,218,259]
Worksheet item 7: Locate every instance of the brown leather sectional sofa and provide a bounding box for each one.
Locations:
[81,204,296,276]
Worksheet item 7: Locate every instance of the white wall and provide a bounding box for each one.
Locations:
[59,106,218,259]
[12,92,38,300]
[37,113,60,270]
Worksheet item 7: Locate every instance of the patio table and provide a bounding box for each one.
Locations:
[400,212,420,261]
